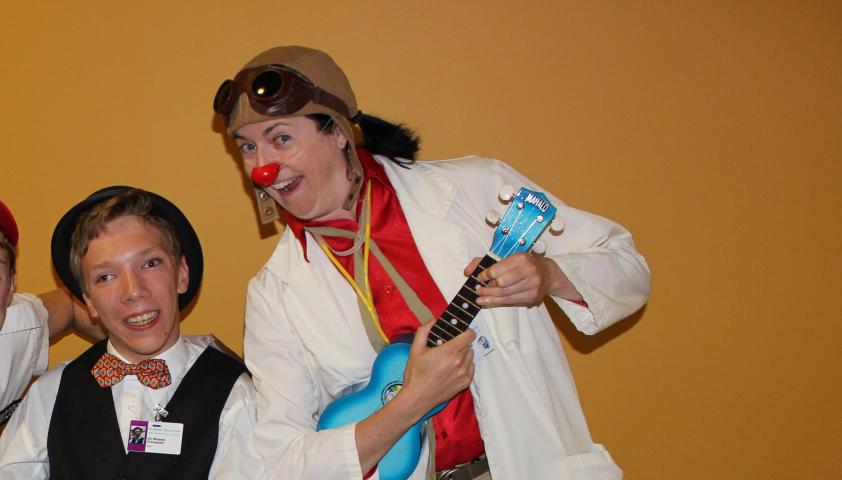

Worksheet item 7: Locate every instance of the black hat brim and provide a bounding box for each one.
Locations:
[51,186,203,311]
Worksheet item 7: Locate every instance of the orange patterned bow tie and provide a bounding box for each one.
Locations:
[91,353,172,389]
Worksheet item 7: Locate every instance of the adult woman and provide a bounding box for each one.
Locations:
[213,46,650,479]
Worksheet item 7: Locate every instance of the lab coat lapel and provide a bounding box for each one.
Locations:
[273,231,376,388]
[379,158,469,303]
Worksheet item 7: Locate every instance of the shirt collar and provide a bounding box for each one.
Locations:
[285,148,394,257]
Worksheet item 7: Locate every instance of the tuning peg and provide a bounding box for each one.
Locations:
[531,240,546,255]
[550,218,565,233]
[498,185,516,203]
[485,210,501,226]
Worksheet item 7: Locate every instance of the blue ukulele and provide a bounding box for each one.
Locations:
[317,186,559,480]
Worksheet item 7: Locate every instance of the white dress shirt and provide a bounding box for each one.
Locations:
[0,293,48,420]
[0,335,263,479]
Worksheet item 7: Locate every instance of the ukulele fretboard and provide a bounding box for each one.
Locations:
[427,254,497,348]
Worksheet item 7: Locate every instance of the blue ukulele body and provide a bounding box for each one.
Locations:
[317,342,445,480]
[316,187,558,480]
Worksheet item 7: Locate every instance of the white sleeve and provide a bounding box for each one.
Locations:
[244,272,362,480]
[489,159,652,334]
[0,293,50,412]
[0,364,63,480]
[209,373,265,479]
[24,294,50,377]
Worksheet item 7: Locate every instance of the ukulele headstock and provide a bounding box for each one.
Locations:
[488,186,558,259]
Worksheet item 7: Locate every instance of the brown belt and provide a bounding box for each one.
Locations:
[437,454,490,480]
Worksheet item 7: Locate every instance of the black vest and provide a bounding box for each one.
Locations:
[47,340,246,480]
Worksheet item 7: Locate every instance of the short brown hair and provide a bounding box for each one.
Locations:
[0,232,14,274]
[68,189,181,293]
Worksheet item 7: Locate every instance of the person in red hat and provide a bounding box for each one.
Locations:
[0,199,105,428]
[214,46,651,480]
[0,188,260,479]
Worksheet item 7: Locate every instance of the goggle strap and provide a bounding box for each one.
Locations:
[312,87,351,118]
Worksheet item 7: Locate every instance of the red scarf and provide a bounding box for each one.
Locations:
[286,148,485,469]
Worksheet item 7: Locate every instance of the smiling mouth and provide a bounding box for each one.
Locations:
[271,176,300,192]
[126,310,159,327]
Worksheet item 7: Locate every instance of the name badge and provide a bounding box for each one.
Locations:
[470,321,496,360]
[127,419,183,455]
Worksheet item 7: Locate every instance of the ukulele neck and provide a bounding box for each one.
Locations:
[426,254,498,348]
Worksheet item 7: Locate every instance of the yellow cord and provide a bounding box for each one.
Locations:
[316,182,389,345]
[361,182,376,334]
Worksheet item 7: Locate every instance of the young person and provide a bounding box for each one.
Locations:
[129,426,146,445]
[0,187,259,479]
[0,199,104,427]
[213,46,651,479]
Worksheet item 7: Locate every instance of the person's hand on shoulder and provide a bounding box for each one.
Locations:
[38,288,105,341]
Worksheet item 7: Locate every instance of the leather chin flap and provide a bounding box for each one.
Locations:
[254,188,280,224]
[250,164,282,224]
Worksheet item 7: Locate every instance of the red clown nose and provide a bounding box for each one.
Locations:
[251,163,281,188]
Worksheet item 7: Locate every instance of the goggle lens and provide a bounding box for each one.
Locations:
[252,71,283,99]
[213,80,234,114]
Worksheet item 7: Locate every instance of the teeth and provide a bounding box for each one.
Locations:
[272,178,295,191]
[126,310,158,327]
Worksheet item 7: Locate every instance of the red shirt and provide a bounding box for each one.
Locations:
[286,149,485,470]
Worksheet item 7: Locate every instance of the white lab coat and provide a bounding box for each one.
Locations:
[244,155,651,479]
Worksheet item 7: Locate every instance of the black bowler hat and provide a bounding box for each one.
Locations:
[51,186,203,311]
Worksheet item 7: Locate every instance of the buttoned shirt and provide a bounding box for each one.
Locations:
[0,336,263,479]
[0,293,49,421]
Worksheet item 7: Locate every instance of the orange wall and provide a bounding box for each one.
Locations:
[2,1,840,477]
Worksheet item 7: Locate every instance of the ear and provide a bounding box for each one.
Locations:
[4,272,14,308]
[82,292,100,319]
[176,255,189,295]
[333,127,349,150]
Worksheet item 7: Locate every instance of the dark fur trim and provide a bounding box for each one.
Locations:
[355,113,420,162]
